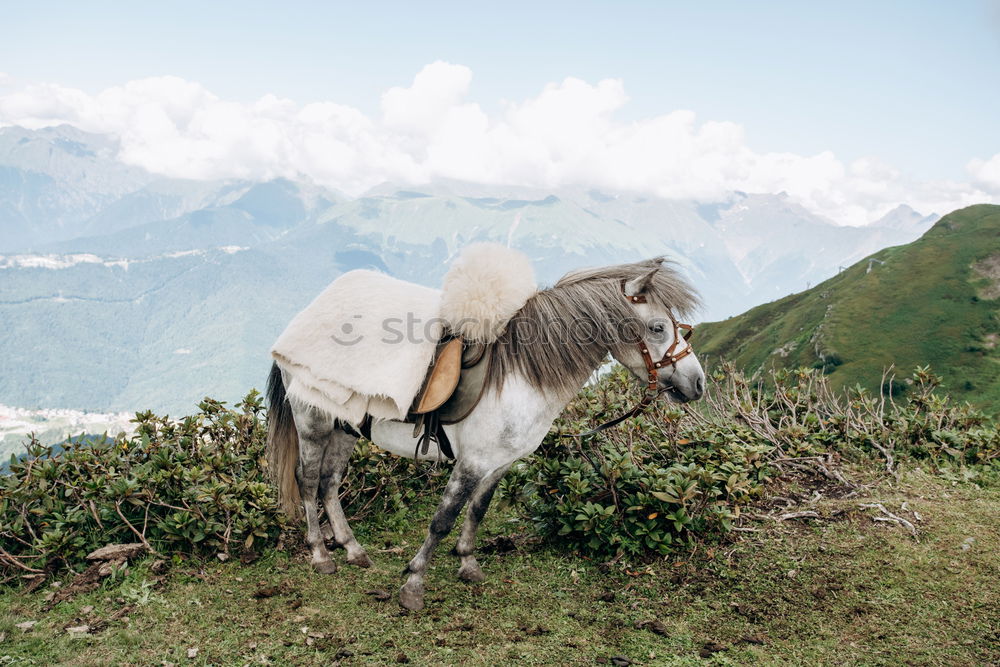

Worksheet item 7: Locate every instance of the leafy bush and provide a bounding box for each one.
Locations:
[880,367,1000,466]
[5,365,996,576]
[0,392,445,579]
[728,365,1000,468]
[500,435,771,558]
[500,370,774,558]
[0,393,280,578]
[501,365,1000,559]
[336,438,449,532]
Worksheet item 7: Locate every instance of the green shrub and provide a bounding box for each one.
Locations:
[0,392,446,579]
[500,434,771,558]
[501,365,1000,560]
[884,367,1000,466]
[499,369,775,558]
[5,365,996,576]
[1,393,280,578]
[337,438,449,533]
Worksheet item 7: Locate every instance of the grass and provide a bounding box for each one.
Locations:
[695,204,1000,411]
[2,467,998,665]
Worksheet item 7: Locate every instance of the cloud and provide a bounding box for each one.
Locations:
[382,61,473,135]
[968,152,1000,193]
[0,63,996,225]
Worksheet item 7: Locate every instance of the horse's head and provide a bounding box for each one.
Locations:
[610,266,706,403]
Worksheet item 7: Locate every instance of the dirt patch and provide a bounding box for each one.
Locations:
[972,253,1000,299]
[88,604,136,634]
[983,333,998,349]
[43,563,109,610]
[767,457,862,502]
[478,533,534,555]
[635,619,669,636]
[252,585,284,599]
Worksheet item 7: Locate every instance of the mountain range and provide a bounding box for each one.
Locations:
[0,124,940,414]
[696,204,1000,411]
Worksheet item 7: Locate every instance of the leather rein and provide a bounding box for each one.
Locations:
[559,280,694,438]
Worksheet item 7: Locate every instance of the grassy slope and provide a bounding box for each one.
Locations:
[696,204,1000,409]
[2,469,997,666]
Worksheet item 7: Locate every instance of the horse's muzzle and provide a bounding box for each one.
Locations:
[661,375,704,402]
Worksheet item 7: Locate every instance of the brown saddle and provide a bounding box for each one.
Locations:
[344,336,492,460]
[407,336,493,459]
[412,337,464,414]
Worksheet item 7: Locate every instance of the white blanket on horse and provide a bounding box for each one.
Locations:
[271,270,443,425]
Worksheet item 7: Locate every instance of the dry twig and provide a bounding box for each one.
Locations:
[859,502,918,539]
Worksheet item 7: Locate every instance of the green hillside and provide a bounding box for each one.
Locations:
[696,204,1000,411]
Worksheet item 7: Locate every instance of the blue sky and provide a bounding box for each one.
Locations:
[2,1,999,223]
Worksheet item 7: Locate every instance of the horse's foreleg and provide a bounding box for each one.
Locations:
[295,413,338,575]
[400,464,481,611]
[320,429,372,568]
[454,464,510,583]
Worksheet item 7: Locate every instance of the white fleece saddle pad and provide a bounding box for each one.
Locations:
[271,270,443,425]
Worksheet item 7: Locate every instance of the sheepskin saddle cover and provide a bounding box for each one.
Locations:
[271,243,536,425]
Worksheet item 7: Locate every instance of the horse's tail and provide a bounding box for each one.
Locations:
[266,362,302,520]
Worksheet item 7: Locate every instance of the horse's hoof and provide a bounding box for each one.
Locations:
[399,583,425,611]
[458,562,486,583]
[312,559,338,575]
[347,552,373,568]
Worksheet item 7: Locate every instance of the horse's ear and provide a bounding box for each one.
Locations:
[624,267,659,297]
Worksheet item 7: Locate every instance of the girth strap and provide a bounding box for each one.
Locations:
[338,414,455,460]
[412,411,455,460]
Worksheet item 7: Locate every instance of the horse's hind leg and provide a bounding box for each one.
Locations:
[400,463,481,611]
[294,407,338,574]
[320,427,372,568]
[454,464,510,583]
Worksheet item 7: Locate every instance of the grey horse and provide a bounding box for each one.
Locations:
[266,258,705,611]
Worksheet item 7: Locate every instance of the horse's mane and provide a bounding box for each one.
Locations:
[487,257,700,395]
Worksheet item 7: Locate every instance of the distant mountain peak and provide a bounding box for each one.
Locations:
[873,204,939,232]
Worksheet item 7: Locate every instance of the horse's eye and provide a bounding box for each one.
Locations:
[650,323,665,334]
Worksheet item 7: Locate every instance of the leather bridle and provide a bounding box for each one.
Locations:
[622,279,695,395]
[559,280,695,438]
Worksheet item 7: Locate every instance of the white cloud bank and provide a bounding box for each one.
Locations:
[1,61,998,226]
